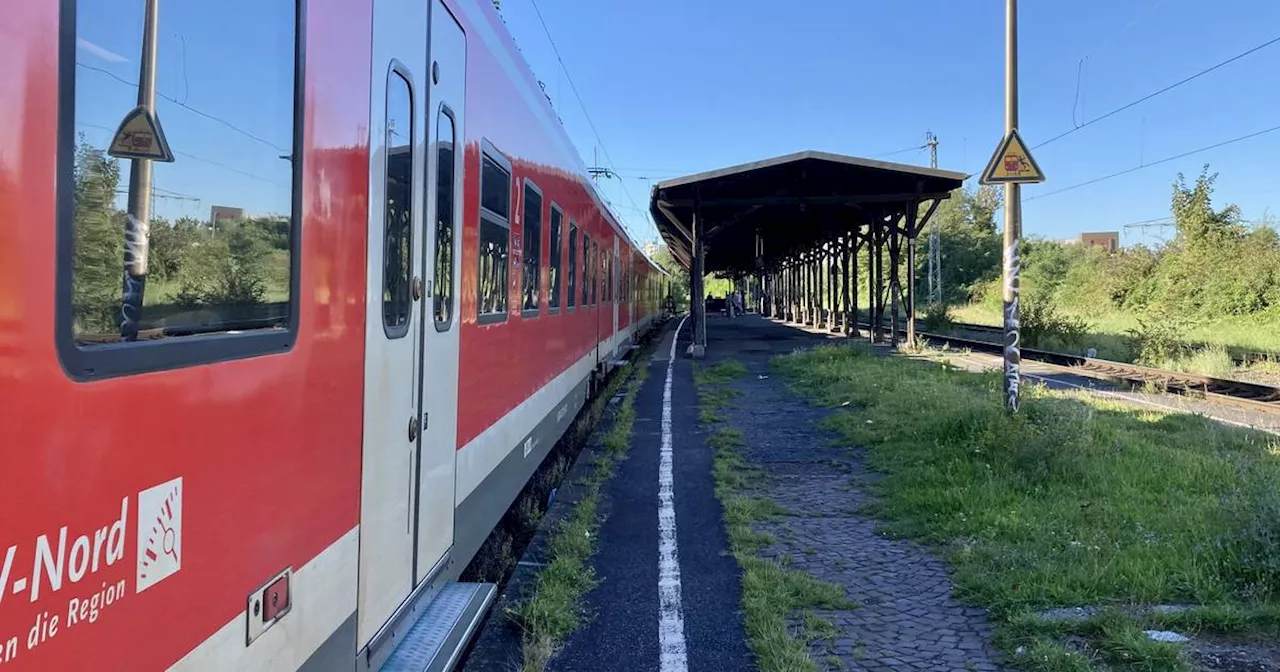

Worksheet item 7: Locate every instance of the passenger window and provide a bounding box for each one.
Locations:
[522,182,542,314]
[591,240,599,305]
[383,70,415,335]
[581,234,591,307]
[62,0,299,377]
[478,151,511,322]
[549,207,563,311]
[568,224,578,309]
[433,108,456,328]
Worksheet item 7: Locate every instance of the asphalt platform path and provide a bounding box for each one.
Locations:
[548,316,753,672]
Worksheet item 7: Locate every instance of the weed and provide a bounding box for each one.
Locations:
[506,356,652,672]
[775,343,1280,667]
[698,358,855,672]
[920,302,954,333]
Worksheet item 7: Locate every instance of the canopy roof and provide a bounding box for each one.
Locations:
[650,150,967,273]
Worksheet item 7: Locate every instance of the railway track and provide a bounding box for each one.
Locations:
[899,326,1280,414]
[947,320,1277,366]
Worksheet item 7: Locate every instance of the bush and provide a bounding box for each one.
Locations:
[1019,297,1090,350]
[920,302,954,332]
[1126,309,1195,367]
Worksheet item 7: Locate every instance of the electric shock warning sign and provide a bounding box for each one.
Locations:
[0,478,183,665]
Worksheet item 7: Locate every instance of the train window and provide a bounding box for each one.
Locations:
[521,181,542,315]
[481,153,510,220]
[478,148,511,323]
[433,107,457,330]
[382,70,415,337]
[565,224,576,311]
[549,206,563,312]
[581,234,591,307]
[58,0,301,379]
[604,246,612,303]
[591,239,599,305]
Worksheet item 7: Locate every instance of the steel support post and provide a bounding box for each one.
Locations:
[120,0,161,341]
[1001,0,1023,412]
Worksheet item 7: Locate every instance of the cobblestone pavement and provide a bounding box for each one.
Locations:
[707,316,1008,671]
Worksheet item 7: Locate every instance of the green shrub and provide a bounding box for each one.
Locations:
[1019,298,1090,350]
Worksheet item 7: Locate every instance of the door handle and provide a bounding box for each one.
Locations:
[408,416,420,441]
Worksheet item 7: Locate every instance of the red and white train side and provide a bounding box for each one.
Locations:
[0,0,665,669]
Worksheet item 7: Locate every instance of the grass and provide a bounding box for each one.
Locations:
[953,302,1280,372]
[696,359,856,672]
[774,342,1280,670]
[506,360,649,672]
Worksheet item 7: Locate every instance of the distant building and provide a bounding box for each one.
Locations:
[210,205,244,227]
[1079,231,1119,252]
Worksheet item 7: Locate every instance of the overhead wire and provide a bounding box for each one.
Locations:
[1025,122,1280,202]
[76,61,291,154]
[526,0,653,242]
[1034,34,1280,150]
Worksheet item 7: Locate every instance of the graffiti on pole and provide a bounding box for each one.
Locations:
[119,214,151,341]
[1002,237,1021,412]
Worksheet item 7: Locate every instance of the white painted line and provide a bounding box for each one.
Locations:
[659,314,690,672]
[944,352,1279,436]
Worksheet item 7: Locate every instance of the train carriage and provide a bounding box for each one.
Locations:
[0,0,666,669]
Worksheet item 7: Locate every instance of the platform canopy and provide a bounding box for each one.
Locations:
[649,150,966,274]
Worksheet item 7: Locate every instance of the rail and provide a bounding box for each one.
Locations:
[903,327,1280,414]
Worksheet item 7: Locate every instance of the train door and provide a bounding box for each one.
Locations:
[358,0,428,649]
[414,0,465,586]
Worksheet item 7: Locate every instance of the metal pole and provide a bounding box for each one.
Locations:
[120,0,160,341]
[1002,0,1023,412]
[926,132,941,307]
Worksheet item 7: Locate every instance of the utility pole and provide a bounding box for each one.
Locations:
[120,0,160,341]
[587,146,614,183]
[925,131,941,307]
[1001,0,1022,413]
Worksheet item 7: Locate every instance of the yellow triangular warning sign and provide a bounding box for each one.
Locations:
[108,106,174,162]
[979,129,1044,185]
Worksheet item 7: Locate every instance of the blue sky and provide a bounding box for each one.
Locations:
[499,0,1280,248]
[73,1,1280,250]
[74,0,294,224]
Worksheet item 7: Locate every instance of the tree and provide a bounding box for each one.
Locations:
[649,243,689,309]
[928,185,1003,303]
[71,136,124,334]
[1172,166,1244,247]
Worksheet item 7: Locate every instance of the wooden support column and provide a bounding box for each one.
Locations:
[889,218,902,348]
[906,199,920,347]
[787,261,795,321]
[819,241,829,326]
[865,228,873,342]
[842,232,852,335]
[873,223,884,343]
[689,200,706,358]
[829,242,838,332]
[853,230,862,337]
[798,250,808,325]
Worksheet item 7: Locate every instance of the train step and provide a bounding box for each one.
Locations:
[380,582,496,672]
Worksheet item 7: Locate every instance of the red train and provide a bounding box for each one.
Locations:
[0,0,667,669]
